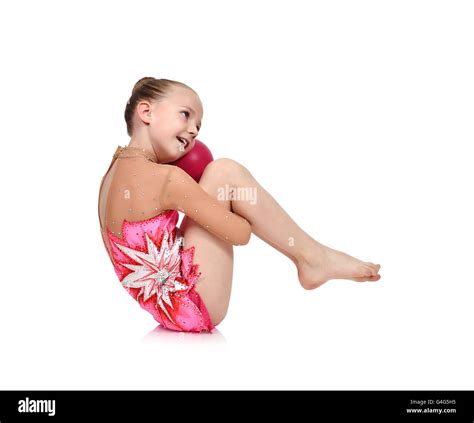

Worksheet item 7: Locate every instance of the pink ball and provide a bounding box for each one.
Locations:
[170,139,214,182]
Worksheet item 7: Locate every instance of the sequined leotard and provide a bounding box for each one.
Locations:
[98,146,251,332]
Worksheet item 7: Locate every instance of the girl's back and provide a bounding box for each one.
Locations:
[98,146,176,259]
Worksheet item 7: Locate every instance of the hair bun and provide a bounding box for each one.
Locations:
[132,77,156,95]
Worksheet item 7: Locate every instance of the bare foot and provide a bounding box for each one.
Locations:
[297,244,381,290]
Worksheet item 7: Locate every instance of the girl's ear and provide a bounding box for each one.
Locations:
[136,101,152,124]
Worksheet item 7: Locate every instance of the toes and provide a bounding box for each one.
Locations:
[367,262,381,274]
[353,274,381,282]
[363,265,375,277]
[370,263,381,271]
[372,263,381,272]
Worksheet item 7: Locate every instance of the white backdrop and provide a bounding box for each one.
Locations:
[0,0,473,389]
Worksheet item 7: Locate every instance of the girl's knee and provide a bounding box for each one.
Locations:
[202,158,248,183]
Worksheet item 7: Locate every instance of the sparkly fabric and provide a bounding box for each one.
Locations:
[102,209,214,332]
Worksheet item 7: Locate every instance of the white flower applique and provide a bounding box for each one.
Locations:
[114,229,187,323]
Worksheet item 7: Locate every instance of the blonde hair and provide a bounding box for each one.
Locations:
[124,77,197,136]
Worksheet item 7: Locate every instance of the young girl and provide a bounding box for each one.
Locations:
[98,77,381,333]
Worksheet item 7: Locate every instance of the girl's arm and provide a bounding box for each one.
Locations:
[160,165,252,246]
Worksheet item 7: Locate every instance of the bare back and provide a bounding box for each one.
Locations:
[98,147,178,258]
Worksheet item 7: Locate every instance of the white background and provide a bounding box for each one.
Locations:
[0,0,473,389]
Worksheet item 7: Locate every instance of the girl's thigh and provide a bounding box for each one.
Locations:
[180,164,234,325]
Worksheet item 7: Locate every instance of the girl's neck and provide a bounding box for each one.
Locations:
[127,136,158,163]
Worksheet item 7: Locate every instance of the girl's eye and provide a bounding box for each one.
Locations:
[181,110,200,131]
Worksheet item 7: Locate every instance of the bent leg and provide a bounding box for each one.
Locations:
[180,162,234,326]
[192,159,381,290]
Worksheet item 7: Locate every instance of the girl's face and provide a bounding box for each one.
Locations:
[147,86,203,163]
